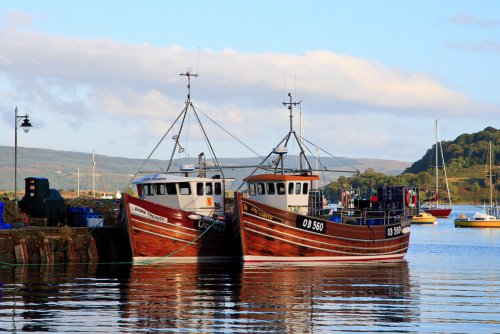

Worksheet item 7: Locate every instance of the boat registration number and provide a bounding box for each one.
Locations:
[296,216,327,234]
[385,224,402,238]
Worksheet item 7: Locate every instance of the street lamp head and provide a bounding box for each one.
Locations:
[20,117,32,133]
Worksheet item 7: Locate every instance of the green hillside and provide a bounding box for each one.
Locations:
[0,146,410,198]
[325,127,499,204]
[405,126,499,174]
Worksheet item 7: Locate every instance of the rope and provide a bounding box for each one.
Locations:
[135,217,221,265]
[0,213,221,268]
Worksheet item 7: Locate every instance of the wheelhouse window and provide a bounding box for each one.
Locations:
[267,183,275,195]
[214,182,222,195]
[144,184,155,196]
[302,182,309,194]
[288,182,294,195]
[277,182,286,195]
[166,183,177,195]
[156,184,166,195]
[249,183,256,196]
[206,183,213,195]
[295,182,301,195]
[179,182,191,195]
[257,183,265,195]
[197,182,204,195]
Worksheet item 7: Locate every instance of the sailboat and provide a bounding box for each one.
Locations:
[231,93,413,263]
[455,141,500,227]
[422,119,452,218]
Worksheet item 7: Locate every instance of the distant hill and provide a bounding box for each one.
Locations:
[405,127,499,174]
[0,146,410,194]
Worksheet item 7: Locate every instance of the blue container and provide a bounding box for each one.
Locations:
[330,215,341,222]
[68,207,92,214]
[367,219,375,226]
[0,201,4,224]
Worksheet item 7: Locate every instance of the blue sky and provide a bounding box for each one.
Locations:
[0,1,499,166]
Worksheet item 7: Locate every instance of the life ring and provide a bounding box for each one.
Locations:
[406,189,417,207]
[341,192,351,207]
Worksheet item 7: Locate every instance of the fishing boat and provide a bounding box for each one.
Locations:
[422,119,453,218]
[120,72,239,262]
[410,212,437,224]
[232,93,413,263]
[455,141,500,228]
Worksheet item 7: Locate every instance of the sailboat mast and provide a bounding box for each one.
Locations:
[489,140,493,215]
[435,119,439,207]
[92,150,96,199]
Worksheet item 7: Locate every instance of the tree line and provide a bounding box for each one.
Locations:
[324,127,499,204]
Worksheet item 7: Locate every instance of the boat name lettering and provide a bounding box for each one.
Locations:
[295,215,327,234]
[196,219,226,233]
[385,224,402,238]
[243,202,282,223]
[129,204,167,223]
[144,177,167,181]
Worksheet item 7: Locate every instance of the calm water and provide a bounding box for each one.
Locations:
[1,205,499,333]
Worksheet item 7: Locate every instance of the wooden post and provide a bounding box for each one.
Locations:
[14,239,28,264]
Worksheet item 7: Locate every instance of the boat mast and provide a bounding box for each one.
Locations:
[165,71,224,178]
[166,72,197,171]
[435,119,439,207]
[488,140,493,215]
[281,93,310,171]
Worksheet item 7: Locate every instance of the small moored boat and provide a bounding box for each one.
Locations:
[455,141,499,228]
[422,120,453,218]
[410,212,437,225]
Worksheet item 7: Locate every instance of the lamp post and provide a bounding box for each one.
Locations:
[14,107,33,207]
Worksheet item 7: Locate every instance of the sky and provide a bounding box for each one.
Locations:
[0,1,499,166]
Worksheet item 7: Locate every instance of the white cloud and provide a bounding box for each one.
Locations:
[0,21,497,161]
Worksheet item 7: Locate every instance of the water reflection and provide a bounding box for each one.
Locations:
[0,263,129,333]
[124,260,417,332]
[0,260,419,332]
[1,205,499,333]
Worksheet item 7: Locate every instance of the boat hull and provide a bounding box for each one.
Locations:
[423,208,452,218]
[233,193,410,263]
[454,219,500,228]
[121,193,239,263]
[410,213,437,225]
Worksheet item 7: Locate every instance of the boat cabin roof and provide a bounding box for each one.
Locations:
[133,173,222,184]
[245,173,320,183]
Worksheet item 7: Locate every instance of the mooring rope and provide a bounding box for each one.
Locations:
[0,212,221,268]
[135,217,221,265]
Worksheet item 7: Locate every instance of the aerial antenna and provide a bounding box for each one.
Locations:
[282,92,302,134]
[294,73,297,97]
[283,73,286,102]
[195,46,201,74]
[179,69,199,102]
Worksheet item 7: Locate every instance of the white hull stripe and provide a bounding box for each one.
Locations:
[243,211,408,243]
[132,226,199,245]
[243,253,405,263]
[243,217,408,245]
[131,217,197,239]
[244,225,407,255]
[132,256,239,264]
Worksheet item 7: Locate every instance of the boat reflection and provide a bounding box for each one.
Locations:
[0,260,419,332]
[124,260,419,332]
[0,263,121,332]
